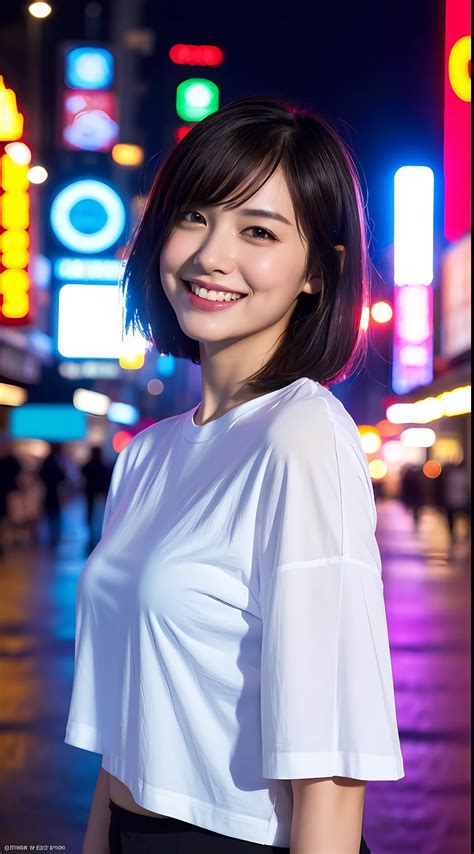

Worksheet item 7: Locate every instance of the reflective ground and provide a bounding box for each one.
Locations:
[0,498,470,852]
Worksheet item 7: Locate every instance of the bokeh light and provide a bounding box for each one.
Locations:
[0,382,27,406]
[119,353,145,370]
[28,2,52,18]
[358,425,382,454]
[401,427,437,447]
[371,301,393,323]
[112,144,144,166]
[423,459,442,478]
[361,432,382,454]
[147,379,164,396]
[27,165,48,184]
[369,459,388,479]
[112,430,132,453]
[5,143,32,165]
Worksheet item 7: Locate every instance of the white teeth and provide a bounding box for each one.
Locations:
[189,283,243,301]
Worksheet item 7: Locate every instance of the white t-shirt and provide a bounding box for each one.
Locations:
[64,376,404,847]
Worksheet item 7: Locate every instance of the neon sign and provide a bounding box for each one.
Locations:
[0,76,23,140]
[394,166,434,285]
[54,257,122,282]
[392,166,434,394]
[169,45,224,66]
[65,47,114,90]
[0,151,31,324]
[62,90,118,152]
[176,79,220,121]
[392,285,433,394]
[50,179,125,254]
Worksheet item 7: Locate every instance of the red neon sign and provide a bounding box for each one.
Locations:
[169,45,224,67]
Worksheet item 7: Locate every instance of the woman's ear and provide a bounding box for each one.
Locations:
[301,270,323,296]
[301,245,346,297]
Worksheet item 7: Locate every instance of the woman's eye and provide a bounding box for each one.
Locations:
[244,226,276,242]
[180,211,205,224]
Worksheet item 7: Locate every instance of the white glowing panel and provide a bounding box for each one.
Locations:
[394,166,434,285]
[57,284,145,358]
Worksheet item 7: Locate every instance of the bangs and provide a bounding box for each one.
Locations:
[167,127,288,215]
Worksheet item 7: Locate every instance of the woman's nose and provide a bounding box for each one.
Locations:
[192,228,235,275]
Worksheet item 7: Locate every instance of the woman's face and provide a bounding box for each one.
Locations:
[159,168,322,348]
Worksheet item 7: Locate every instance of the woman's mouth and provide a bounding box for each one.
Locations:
[181,280,248,312]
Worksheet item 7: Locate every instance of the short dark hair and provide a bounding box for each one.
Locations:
[121,96,372,393]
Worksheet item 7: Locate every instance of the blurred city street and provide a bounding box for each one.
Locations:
[0,496,470,853]
[0,0,471,849]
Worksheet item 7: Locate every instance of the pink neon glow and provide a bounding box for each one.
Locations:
[392,284,433,394]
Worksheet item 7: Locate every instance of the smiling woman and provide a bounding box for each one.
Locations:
[66,97,404,854]
[120,96,371,397]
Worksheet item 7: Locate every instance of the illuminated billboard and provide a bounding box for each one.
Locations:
[392,166,434,394]
[392,284,433,394]
[62,90,118,152]
[441,233,471,359]
[57,283,146,359]
[10,403,87,441]
[0,78,34,326]
[65,47,114,89]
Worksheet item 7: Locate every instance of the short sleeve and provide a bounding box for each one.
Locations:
[257,397,404,781]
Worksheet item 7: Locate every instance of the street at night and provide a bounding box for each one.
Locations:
[0,0,471,851]
[0,498,470,852]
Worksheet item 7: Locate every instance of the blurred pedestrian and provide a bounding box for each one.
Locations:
[7,469,43,548]
[0,437,21,556]
[38,443,67,547]
[400,464,424,527]
[439,462,470,543]
[81,446,112,550]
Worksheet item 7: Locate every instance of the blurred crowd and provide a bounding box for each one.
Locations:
[398,461,471,543]
[1,437,471,557]
[0,438,112,556]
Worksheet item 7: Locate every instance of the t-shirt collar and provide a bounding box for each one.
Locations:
[181,377,309,443]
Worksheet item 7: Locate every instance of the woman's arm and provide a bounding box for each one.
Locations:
[291,776,367,854]
[82,767,111,854]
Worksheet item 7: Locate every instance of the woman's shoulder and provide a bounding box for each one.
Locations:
[267,378,361,452]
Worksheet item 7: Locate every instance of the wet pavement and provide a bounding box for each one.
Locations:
[0,497,470,853]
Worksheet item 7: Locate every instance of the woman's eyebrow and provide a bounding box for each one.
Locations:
[235,208,293,226]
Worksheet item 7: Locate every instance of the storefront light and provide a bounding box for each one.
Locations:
[73,388,110,416]
[387,385,471,423]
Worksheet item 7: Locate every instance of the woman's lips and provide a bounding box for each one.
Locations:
[182,280,248,312]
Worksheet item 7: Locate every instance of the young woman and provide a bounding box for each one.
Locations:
[65,97,404,853]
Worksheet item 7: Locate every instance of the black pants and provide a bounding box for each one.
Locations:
[108,800,372,852]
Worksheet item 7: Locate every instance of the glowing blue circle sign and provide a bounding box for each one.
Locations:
[65,47,114,90]
[50,180,126,254]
